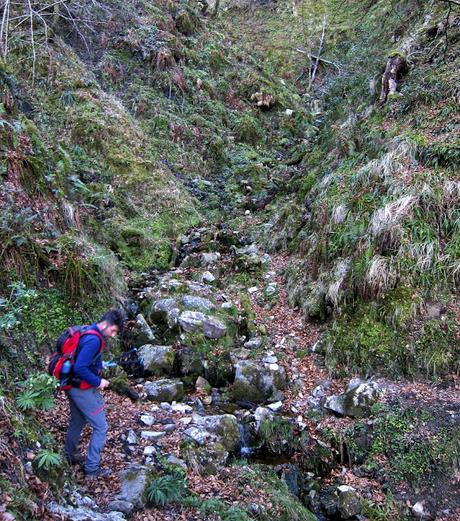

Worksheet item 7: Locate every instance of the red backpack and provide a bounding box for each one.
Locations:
[48,326,104,390]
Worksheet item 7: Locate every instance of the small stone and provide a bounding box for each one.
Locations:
[166,455,187,469]
[140,415,155,427]
[196,376,212,393]
[221,302,234,309]
[141,431,166,441]
[164,424,176,433]
[203,395,213,405]
[262,355,277,364]
[107,499,134,515]
[201,271,216,283]
[245,210,251,215]
[126,429,138,445]
[160,402,172,411]
[267,401,283,412]
[244,337,263,349]
[171,403,193,413]
[143,446,157,456]
[248,287,259,294]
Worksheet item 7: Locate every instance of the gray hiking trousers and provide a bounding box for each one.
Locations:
[64,387,108,474]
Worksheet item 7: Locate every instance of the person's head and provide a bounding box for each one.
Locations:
[97,309,126,338]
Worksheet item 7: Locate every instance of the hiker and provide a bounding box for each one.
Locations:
[63,309,126,480]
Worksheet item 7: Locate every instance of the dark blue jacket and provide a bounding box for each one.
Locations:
[73,324,103,388]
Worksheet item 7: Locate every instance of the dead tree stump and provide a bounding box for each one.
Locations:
[379,53,408,105]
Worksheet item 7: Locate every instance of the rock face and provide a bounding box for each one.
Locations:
[185,414,240,451]
[138,344,175,375]
[232,360,287,403]
[324,379,382,417]
[144,379,184,402]
[337,485,361,519]
[117,464,148,510]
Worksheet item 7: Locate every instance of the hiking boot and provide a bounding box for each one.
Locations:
[84,467,111,481]
[66,453,85,465]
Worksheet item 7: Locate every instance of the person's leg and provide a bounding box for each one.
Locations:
[64,391,86,461]
[67,388,108,474]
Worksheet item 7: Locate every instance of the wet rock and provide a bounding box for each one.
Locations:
[324,379,382,417]
[144,379,184,402]
[337,485,361,519]
[182,295,215,312]
[232,360,287,403]
[138,344,175,375]
[117,464,148,509]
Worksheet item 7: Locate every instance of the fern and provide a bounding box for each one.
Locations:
[146,475,186,506]
[16,391,39,410]
[34,449,62,470]
[17,373,57,411]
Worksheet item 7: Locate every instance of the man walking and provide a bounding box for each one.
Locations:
[63,309,126,480]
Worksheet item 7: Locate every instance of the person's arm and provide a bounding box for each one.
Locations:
[73,336,102,388]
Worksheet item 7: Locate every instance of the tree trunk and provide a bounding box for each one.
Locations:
[379,54,408,105]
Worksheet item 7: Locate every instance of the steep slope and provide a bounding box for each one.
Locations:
[262,0,460,379]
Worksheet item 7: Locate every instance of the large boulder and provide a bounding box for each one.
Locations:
[150,298,180,328]
[116,464,148,510]
[324,379,382,417]
[138,344,175,375]
[185,414,240,451]
[182,442,229,475]
[202,316,227,339]
[144,379,184,402]
[178,310,206,333]
[130,314,156,345]
[232,360,287,403]
[179,311,227,339]
[194,414,240,452]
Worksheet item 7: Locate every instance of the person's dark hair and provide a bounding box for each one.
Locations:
[100,309,126,332]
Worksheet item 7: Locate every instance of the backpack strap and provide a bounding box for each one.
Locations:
[80,328,105,353]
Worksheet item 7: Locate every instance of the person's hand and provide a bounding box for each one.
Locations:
[98,378,110,390]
